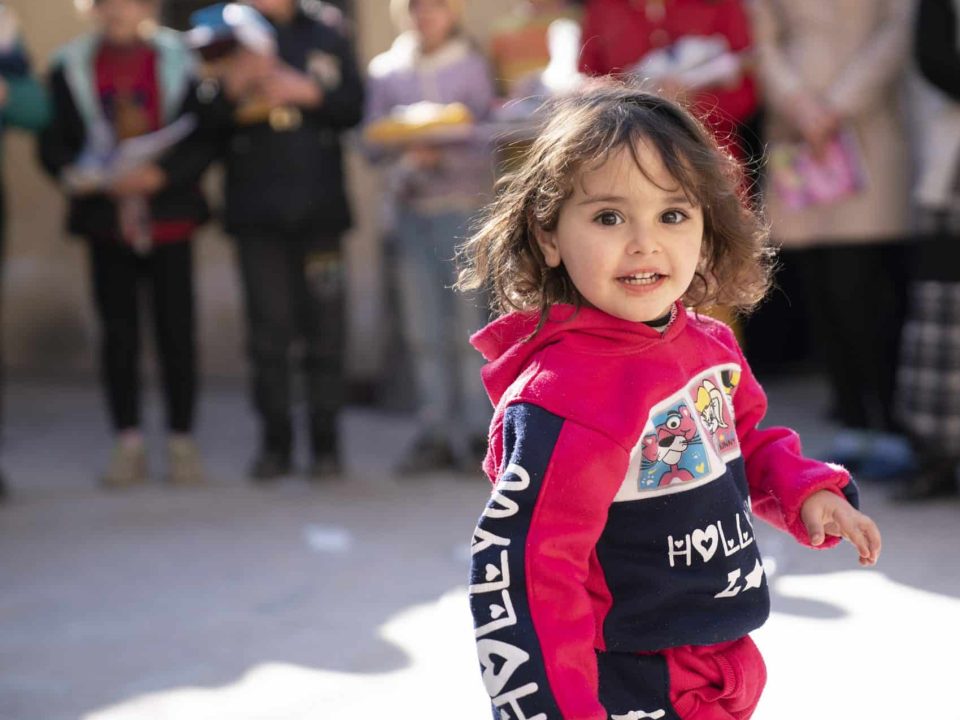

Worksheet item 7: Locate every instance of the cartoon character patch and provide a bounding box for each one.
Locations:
[639,403,712,488]
[695,379,728,434]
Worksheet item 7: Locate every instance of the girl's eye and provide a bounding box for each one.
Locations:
[595,211,623,226]
[661,209,689,225]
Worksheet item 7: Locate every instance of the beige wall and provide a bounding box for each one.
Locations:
[1,0,515,381]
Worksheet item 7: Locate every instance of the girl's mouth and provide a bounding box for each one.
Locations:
[618,272,664,286]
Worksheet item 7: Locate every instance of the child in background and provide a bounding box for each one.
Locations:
[458,82,881,719]
[39,0,209,488]
[364,0,495,474]
[0,3,49,501]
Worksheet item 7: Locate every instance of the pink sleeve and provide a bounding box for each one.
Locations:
[526,421,627,718]
[730,342,853,548]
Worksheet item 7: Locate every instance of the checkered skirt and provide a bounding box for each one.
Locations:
[897,278,960,454]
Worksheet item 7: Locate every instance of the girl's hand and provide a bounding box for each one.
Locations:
[800,489,882,566]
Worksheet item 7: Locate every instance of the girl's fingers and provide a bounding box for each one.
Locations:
[860,519,882,564]
[804,513,826,545]
[842,514,881,566]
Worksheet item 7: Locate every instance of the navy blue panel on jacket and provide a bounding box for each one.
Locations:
[597,455,770,652]
[469,403,565,720]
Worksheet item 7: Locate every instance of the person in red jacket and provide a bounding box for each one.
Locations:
[456,81,881,719]
[579,0,759,166]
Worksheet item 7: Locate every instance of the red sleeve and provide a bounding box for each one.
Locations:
[716,0,753,53]
[694,0,758,126]
[578,2,608,75]
[728,338,852,548]
[470,403,627,720]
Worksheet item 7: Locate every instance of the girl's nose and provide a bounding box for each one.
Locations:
[626,226,660,254]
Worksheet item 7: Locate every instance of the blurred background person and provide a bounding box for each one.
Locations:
[752,0,913,475]
[488,0,581,98]
[185,1,363,483]
[0,2,49,501]
[362,0,495,475]
[38,0,209,489]
[577,0,762,170]
[893,0,960,500]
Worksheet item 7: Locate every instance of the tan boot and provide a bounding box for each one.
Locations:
[101,441,148,489]
[167,437,205,486]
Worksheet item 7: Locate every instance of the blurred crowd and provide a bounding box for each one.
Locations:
[0,0,956,502]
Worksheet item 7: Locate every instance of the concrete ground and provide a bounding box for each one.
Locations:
[0,374,958,720]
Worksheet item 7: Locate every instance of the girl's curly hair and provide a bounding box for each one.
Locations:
[456,79,774,329]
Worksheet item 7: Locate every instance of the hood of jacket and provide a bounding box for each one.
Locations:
[470,301,688,408]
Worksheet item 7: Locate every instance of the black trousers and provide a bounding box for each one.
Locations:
[797,241,908,432]
[236,232,344,457]
[89,240,196,433]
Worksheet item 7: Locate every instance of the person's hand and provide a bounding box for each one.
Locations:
[220,50,275,102]
[109,164,167,197]
[256,63,323,109]
[788,91,840,158]
[0,77,8,109]
[403,144,443,170]
[800,489,882,566]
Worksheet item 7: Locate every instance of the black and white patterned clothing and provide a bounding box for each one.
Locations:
[896,280,960,456]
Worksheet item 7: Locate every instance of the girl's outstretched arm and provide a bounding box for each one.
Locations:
[716,325,861,550]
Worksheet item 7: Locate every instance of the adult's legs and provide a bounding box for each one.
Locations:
[291,234,344,467]
[894,227,960,499]
[90,242,143,432]
[392,210,460,471]
[799,242,905,431]
[430,211,490,463]
[147,241,196,434]
[147,241,203,485]
[89,241,148,487]
[236,235,296,471]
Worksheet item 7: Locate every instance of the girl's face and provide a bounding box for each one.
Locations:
[535,141,704,323]
[93,0,157,45]
[409,0,459,51]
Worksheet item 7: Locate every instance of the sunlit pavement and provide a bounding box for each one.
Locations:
[0,375,957,720]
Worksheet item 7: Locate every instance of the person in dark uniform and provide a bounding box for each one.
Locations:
[185,1,363,481]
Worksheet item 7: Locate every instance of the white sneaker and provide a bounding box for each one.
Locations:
[167,437,206,486]
[101,442,148,489]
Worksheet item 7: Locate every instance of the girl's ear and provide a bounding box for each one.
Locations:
[533,224,562,268]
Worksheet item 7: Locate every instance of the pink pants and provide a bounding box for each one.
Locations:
[664,636,766,719]
[598,635,766,720]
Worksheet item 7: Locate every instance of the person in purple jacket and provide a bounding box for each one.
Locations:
[363,0,496,475]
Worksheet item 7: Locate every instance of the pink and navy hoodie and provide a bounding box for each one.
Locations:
[467,302,858,720]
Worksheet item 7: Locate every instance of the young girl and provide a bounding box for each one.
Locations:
[363,0,495,475]
[39,0,208,488]
[457,82,881,719]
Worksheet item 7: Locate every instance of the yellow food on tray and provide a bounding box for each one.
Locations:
[363,101,475,147]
